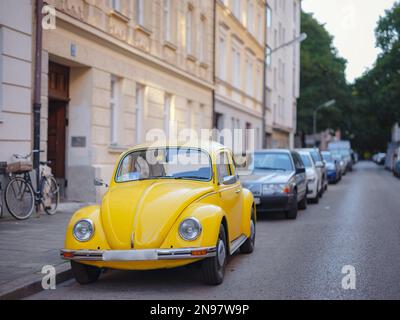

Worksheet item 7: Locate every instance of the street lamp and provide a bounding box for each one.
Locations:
[269,33,308,55]
[313,99,336,145]
[262,32,308,148]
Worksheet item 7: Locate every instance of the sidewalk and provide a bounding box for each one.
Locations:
[0,202,92,299]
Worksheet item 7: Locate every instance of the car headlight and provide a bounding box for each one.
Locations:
[179,218,202,241]
[73,219,94,242]
[262,184,290,195]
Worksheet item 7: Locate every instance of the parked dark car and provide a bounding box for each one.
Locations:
[321,151,341,183]
[240,150,308,220]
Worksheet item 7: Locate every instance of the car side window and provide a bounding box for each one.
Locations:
[217,152,232,184]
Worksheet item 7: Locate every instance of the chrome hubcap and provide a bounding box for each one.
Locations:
[217,239,226,267]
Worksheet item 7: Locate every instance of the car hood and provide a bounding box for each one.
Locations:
[240,170,294,184]
[101,180,213,250]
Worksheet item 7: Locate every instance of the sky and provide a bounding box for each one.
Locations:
[301,0,397,83]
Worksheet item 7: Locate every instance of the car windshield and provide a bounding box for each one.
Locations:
[250,153,294,171]
[115,147,212,182]
[300,154,313,168]
[332,154,343,161]
[310,151,321,163]
[322,152,333,163]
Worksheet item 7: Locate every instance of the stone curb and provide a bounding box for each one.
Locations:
[0,262,73,300]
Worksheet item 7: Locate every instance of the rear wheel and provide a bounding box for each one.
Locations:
[298,193,307,210]
[41,176,59,215]
[202,224,227,285]
[240,210,255,254]
[5,177,35,220]
[71,261,101,285]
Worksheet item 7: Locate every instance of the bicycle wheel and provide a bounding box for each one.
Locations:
[42,176,59,215]
[5,177,35,220]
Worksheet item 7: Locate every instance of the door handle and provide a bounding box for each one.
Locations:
[235,188,242,194]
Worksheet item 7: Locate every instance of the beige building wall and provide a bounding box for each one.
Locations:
[39,0,214,202]
[0,0,33,163]
[215,0,266,153]
[266,0,301,149]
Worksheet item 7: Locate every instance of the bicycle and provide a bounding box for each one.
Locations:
[4,150,60,220]
[0,162,7,218]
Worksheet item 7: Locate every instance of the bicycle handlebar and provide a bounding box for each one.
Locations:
[13,150,45,160]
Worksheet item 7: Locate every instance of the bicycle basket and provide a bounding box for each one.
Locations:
[6,161,33,174]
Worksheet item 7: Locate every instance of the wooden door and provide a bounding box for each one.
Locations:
[48,101,66,179]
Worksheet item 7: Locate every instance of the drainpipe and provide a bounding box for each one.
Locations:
[261,3,267,149]
[212,0,217,131]
[33,0,43,204]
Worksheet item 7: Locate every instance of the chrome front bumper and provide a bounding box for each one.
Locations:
[60,247,216,262]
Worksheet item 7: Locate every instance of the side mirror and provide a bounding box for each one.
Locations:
[222,175,238,185]
[315,161,324,168]
[296,167,306,174]
[94,178,109,188]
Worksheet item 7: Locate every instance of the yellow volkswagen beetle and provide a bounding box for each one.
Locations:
[61,141,256,285]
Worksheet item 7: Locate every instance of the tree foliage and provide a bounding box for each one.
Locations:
[352,1,400,154]
[298,11,352,138]
[299,4,400,155]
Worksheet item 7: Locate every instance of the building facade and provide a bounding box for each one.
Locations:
[265,0,301,149]
[1,0,215,203]
[214,0,266,152]
[0,0,33,165]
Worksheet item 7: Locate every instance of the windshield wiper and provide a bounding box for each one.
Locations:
[254,167,287,171]
[173,176,209,180]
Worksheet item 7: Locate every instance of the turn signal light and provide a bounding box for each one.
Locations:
[283,187,290,194]
[63,252,74,258]
[191,250,207,256]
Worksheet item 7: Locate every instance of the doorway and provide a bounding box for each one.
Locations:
[48,62,70,195]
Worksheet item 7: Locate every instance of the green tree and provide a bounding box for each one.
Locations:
[298,11,352,139]
[352,1,400,154]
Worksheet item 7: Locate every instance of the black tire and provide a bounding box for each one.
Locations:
[298,193,307,210]
[202,224,227,285]
[5,177,35,220]
[42,176,60,215]
[71,261,101,285]
[286,192,298,220]
[240,209,255,254]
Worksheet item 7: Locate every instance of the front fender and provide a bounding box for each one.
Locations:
[64,205,111,251]
[161,203,226,249]
[241,188,255,238]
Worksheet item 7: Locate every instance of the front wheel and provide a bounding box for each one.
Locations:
[71,261,101,285]
[286,192,298,220]
[41,176,59,215]
[240,209,255,254]
[201,224,227,285]
[5,177,35,220]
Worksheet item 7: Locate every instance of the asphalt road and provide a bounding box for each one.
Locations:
[28,161,400,300]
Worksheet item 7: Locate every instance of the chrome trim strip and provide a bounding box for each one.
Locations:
[229,234,247,254]
[60,246,216,262]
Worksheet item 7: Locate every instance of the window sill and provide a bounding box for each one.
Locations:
[163,41,177,51]
[135,24,152,36]
[186,54,197,62]
[109,10,130,23]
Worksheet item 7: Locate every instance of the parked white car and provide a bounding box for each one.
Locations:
[298,151,322,204]
[297,148,326,197]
